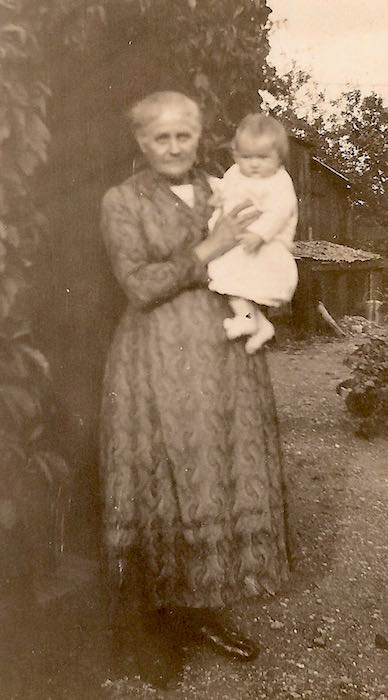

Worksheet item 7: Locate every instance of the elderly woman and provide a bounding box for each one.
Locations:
[100,91,289,688]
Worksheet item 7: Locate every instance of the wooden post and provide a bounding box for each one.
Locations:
[337,271,348,318]
[292,260,315,336]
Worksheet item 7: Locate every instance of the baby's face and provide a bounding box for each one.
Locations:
[233,133,281,178]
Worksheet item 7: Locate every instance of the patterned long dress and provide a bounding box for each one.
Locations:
[100,167,289,611]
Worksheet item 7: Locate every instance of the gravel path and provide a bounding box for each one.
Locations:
[3,338,387,699]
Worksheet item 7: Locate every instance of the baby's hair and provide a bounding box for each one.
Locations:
[127,91,202,136]
[233,113,289,164]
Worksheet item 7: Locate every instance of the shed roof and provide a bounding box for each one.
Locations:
[294,240,381,263]
[312,157,352,186]
[289,134,354,187]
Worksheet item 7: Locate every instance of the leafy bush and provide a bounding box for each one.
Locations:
[0,0,71,571]
[0,314,72,571]
[337,330,388,438]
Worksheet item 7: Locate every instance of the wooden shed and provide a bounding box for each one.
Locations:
[288,136,354,244]
[285,136,386,333]
[291,241,386,335]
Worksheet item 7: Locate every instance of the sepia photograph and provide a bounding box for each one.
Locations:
[0,1,387,698]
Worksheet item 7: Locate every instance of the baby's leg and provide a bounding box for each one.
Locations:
[223,297,258,339]
[245,308,275,354]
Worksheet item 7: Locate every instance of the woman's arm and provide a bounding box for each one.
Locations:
[101,186,208,310]
[194,202,262,264]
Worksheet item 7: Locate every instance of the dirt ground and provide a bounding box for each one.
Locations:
[2,336,387,699]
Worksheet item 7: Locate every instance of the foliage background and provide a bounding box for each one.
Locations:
[0,0,74,578]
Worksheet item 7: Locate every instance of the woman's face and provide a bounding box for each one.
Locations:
[138,114,200,179]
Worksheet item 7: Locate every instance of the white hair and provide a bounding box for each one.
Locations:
[127,91,202,136]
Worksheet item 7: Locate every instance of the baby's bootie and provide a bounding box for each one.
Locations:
[223,314,257,340]
[245,318,275,353]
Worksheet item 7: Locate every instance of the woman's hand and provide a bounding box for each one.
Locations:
[194,201,260,264]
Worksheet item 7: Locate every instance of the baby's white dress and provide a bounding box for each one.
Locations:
[208,164,298,307]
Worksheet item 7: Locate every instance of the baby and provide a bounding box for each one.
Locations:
[208,113,299,353]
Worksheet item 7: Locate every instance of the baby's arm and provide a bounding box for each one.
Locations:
[237,229,264,254]
[238,174,297,245]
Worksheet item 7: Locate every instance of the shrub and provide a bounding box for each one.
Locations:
[0,1,71,580]
[337,329,388,438]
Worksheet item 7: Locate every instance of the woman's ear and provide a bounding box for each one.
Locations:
[136,134,147,153]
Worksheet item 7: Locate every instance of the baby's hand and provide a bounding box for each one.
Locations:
[236,231,264,254]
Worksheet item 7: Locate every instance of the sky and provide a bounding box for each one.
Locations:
[267,0,388,105]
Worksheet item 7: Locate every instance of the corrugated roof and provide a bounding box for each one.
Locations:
[294,240,381,263]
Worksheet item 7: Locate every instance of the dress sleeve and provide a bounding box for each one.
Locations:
[249,175,298,243]
[101,185,209,310]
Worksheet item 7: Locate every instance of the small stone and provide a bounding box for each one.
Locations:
[270,620,285,629]
[311,635,326,648]
[339,675,352,685]
[375,633,388,650]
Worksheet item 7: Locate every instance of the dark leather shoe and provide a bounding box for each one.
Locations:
[200,622,259,661]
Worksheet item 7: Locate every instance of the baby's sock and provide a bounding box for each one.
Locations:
[223,298,258,339]
[245,313,274,354]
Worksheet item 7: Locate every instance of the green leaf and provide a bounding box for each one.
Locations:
[11,320,31,339]
[32,95,47,117]
[0,294,11,319]
[24,113,50,163]
[0,185,6,216]
[0,0,21,9]
[0,39,26,60]
[87,4,106,22]
[44,452,70,481]
[17,149,40,175]
[0,108,10,143]
[20,344,51,378]
[0,384,39,423]
[32,453,53,484]
[1,275,24,306]
[4,81,28,106]
[26,113,50,146]
[32,451,70,485]
[8,346,29,378]
[28,423,44,442]
[194,72,210,91]
[0,499,17,531]
[35,81,52,98]
[6,225,19,247]
[0,23,27,44]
